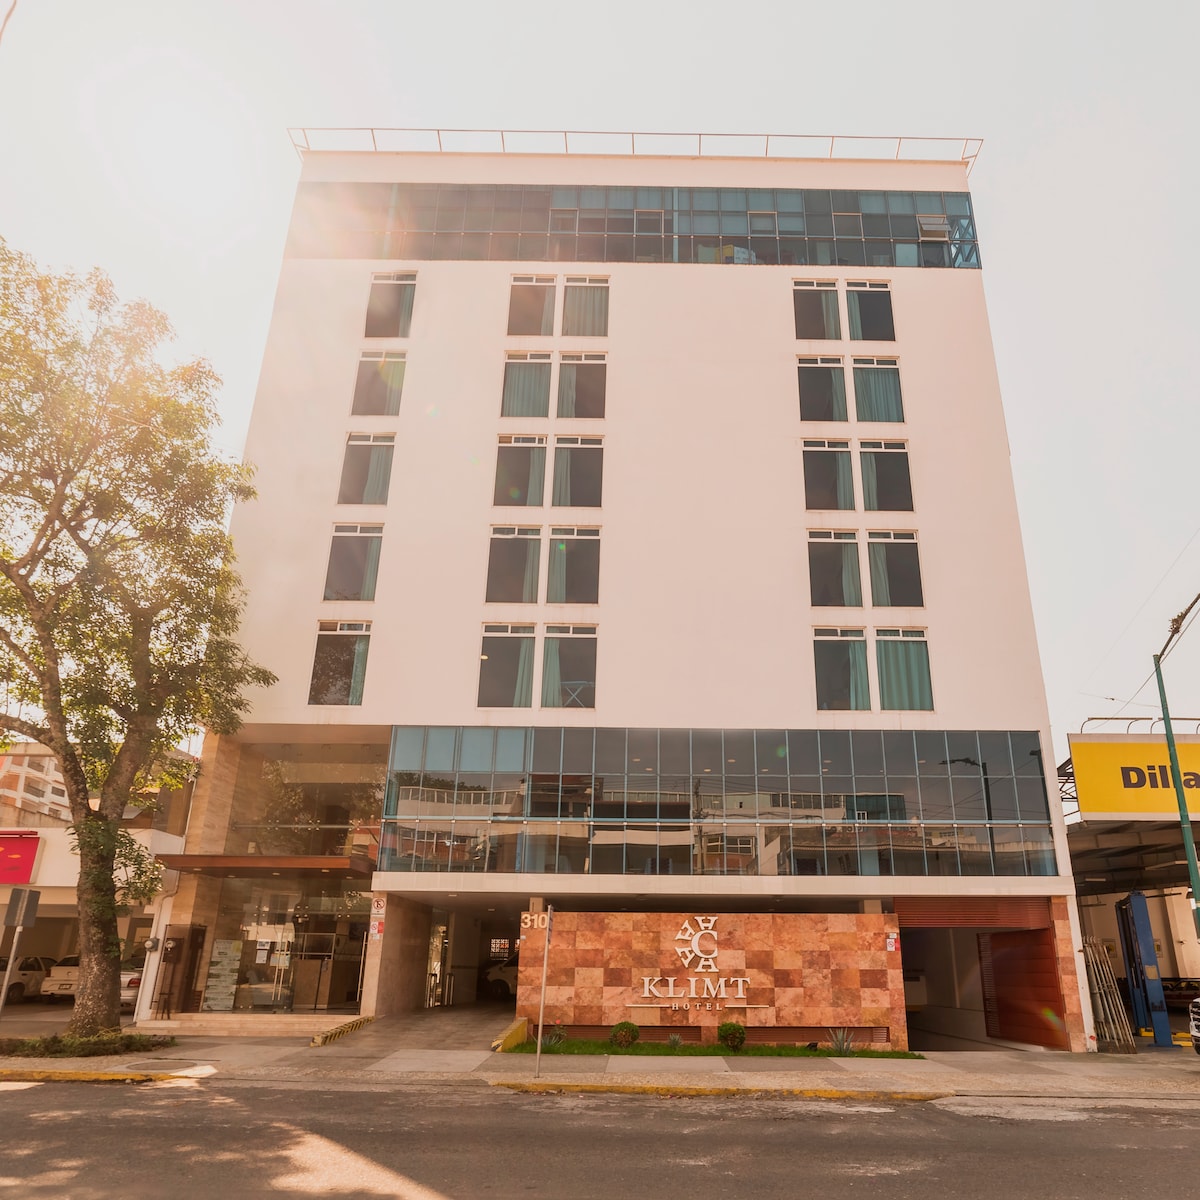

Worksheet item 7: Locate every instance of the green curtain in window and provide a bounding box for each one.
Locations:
[396,285,415,337]
[502,362,551,417]
[526,447,546,506]
[541,637,563,706]
[513,637,534,707]
[860,452,878,510]
[362,537,382,600]
[847,292,863,340]
[552,448,573,505]
[349,635,370,705]
[827,369,848,419]
[821,292,841,339]
[877,639,933,710]
[547,538,568,602]
[854,367,903,422]
[521,538,540,603]
[840,543,862,606]
[382,359,406,415]
[557,364,578,417]
[834,451,854,510]
[363,447,393,504]
[868,543,890,605]
[847,640,869,710]
[563,286,609,336]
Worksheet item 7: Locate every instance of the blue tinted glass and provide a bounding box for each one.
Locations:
[719,189,747,209]
[748,189,774,209]
[551,188,578,207]
[390,726,425,771]
[915,192,944,213]
[803,190,832,213]
[691,189,718,211]
[887,192,915,214]
[495,728,529,771]
[459,727,495,772]
[859,191,887,213]
[580,187,605,207]
[945,193,971,216]
[607,187,635,209]
[425,727,457,771]
[636,188,662,208]
[776,190,804,212]
[719,213,748,235]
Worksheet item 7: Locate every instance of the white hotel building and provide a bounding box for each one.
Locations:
[149,131,1090,1050]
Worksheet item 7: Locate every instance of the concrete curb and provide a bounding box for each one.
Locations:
[490,1080,950,1101]
[0,1069,178,1084]
[310,1015,375,1047]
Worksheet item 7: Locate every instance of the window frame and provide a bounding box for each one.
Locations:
[308,620,372,706]
[364,272,416,339]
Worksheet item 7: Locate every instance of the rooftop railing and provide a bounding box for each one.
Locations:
[288,128,983,172]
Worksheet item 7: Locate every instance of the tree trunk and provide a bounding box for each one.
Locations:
[67,818,123,1035]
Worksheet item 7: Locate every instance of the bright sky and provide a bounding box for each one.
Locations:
[1,0,1197,765]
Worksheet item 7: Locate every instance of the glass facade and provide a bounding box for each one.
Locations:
[378,726,1056,878]
[287,183,980,268]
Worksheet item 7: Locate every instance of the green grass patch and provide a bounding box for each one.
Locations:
[0,1032,177,1059]
[506,1038,921,1059]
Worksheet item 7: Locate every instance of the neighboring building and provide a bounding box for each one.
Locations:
[1064,727,1200,999]
[149,130,1090,1050]
[0,744,191,967]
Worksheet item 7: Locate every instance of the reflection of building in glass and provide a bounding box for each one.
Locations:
[147,131,1089,1051]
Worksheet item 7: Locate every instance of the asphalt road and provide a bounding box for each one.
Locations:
[1,1079,1198,1200]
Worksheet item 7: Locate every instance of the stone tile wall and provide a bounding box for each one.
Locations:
[516,910,907,1048]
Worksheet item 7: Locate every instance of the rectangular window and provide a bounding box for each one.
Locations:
[338,435,394,504]
[847,282,895,341]
[876,629,933,710]
[793,281,841,339]
[542,625,597,708]
[860,442,913,511]
[547,527,600,603]
[852,358,904,422]
[868,532,924,606]
[364,273,415,338]
[486,527,541,603]
[797,358,847,421]
[808,531,861,606]
[478,624,535,707]
[508,276,556,335]
[494,436,546,506]
[352,352,406,416]
[501,354,552,418]
[558,353,606,418]
[814,628,869,710]
[309,621,371,705]
[323,524,383,601]
[562,277,609,336]
[552,437,603,507]
[803,440,854,510]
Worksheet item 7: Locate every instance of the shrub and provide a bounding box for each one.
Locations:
[828,1027,855,1056]
[610,1021,640,1049]
[667,1033,683,1050]
[717,1021,746,1051]
[0,1032,176,1058]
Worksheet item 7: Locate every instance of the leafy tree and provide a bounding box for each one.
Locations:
[0,240,275,1034]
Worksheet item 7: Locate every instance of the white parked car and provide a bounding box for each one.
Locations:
[45,955,144,1008]
[484,953,519,1000]
[0,955,58,1003]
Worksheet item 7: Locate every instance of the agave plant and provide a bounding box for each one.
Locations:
[827,1027,855,1056]
[667,1033,683,1050]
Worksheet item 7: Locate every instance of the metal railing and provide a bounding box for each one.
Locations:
[288,127,983,173]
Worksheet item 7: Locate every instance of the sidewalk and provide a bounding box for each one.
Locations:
[2,1013,1199,1102]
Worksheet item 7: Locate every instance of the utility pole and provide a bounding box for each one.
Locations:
[1153,594,1200,939]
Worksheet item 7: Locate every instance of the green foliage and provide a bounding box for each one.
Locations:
[610,1021,640,1049]
[0,239,275,1033]
[717,1021,747,1051]
[0,1031,176,1058]
[667,1033,683,1050]
[828,1027,856,1055]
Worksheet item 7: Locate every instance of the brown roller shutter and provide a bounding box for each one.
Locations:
[895,897,1052,929]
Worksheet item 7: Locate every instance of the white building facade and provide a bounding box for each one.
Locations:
[153,133,1090,1049]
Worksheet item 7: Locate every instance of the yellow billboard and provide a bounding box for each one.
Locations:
[1070,737,1200,818]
